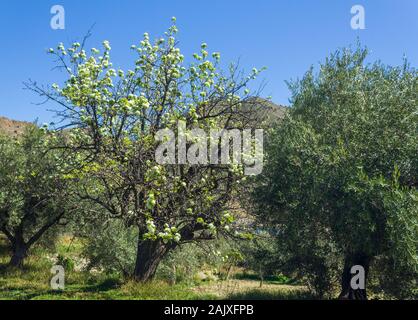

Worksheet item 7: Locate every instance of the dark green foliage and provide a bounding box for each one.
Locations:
[254,46,418,298]
[0,126,76,267]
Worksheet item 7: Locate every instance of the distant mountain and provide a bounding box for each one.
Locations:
[239,98,288,127]
[0,117,31,137]
[256,99,288,124]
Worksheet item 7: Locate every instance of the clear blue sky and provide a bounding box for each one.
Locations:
[1,0,418,122]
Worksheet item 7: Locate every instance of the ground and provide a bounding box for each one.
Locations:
[0,235,313,300]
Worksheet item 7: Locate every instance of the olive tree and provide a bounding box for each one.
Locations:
[254,47,418,299]
[0,126,76,268]
[27,19,266,281]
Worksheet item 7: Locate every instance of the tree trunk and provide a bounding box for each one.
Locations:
[9,241,28,268]
[133,239,169,282]
[259,266,264,288]
[225,265,233,281]
[338,252,370,300]
[169,264,176,286]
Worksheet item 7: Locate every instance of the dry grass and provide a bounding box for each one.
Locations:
[192,279,312,300]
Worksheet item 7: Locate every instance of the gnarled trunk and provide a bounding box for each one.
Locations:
[339,252,370,300]
[9,241,28,268]
[133,239,169,282]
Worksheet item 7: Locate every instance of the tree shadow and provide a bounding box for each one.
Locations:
[81,277,121,293]
[226,289,317,300]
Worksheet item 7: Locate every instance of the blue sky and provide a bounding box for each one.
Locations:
[1,0,418,122]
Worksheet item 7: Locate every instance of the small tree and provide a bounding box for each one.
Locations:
[240,233,280,287]
[254,47,418,299]
[0,126,75,268]
[27,19,266,281]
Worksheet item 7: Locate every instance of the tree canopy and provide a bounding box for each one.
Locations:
[254,47,418,299]
[26,19,267,281]
[0,126,76,267]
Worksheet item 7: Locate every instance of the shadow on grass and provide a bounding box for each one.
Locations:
[81,277,122,293]
[227,289,317,300]
[233,273,299,285]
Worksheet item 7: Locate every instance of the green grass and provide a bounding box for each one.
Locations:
[0,264,217,300]
[233,272,299,285]
[0,236,310,300]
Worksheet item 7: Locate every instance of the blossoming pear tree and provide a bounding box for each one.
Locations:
[26,19,267,281]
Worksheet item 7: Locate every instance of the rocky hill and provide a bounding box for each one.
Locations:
[0,117,31,137]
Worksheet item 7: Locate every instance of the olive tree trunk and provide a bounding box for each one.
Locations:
[9,237,28,268]
[338,252,370,300]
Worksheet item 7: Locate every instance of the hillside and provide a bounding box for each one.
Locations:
[0,116,31,137]
[256,99,288,124]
